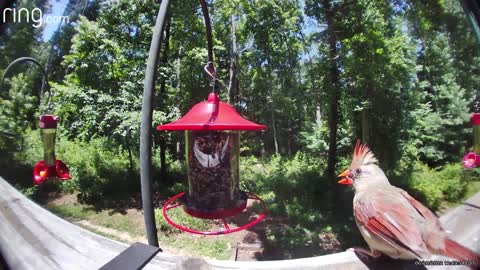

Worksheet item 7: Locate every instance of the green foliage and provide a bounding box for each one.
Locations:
[240,153,323,203]
[60,139,138,203]
[20,185,40,198]
[409,162,466,209]
[0,74,39,137]
[299,123,329,153]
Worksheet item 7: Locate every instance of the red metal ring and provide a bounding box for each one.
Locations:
[183,199,247,219]
[162,192,267,235]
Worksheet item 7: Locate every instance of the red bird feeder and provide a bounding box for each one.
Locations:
[157,93,267,235]
[33,115,71,184]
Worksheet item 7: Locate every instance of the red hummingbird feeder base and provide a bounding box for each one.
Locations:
[33,160,71,185]
[162,191,267,235]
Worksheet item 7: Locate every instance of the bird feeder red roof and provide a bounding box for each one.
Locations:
[157,93,266,131]
[471,113,480,125]
[39,114,58,129]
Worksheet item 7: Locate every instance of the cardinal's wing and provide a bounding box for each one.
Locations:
[354,187,430,258]
[395,187,443,231]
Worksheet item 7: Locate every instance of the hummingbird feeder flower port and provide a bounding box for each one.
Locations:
[463,152,479,169]
[157,93,268,235]
[33,115,71,185]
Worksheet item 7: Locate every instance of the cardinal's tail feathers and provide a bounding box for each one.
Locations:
[443,238,480,270]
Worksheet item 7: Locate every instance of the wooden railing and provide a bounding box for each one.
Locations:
[0,176,478,270]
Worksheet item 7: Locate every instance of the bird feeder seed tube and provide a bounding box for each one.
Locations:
[184,130,245,218]
[40,115,58,166]
[472,113,480,154]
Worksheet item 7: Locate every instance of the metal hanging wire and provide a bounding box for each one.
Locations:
[200,0,230,94]
[200,0,215,78]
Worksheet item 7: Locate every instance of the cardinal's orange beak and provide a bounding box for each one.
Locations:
[338,170,353,185]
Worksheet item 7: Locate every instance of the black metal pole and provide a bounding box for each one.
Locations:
[140,0,170,247]
[200,0,214,65]
[459,0,480,45]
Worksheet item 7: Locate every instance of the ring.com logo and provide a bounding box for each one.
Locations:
[2,7,70,28]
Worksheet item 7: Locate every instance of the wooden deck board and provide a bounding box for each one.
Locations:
[0,176,478,270]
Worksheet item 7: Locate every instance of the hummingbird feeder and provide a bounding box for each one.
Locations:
[157,92,267,235]
[463,113,480,169]
[33,115,71,184]
[0,57,71,185]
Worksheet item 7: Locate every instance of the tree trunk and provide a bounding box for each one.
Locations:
[361,84,372,143]
[269,72,279,155]
[125,128,134,179]
[287,129,292,156]
[316,105,322,125]
[272,106,279,154]
[361,109,369,143]
[323,0,341,194]
[176,48,182,160]
[228,15,238,105]
[159,15,171,181]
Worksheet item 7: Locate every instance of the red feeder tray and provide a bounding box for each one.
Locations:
[162,192,267,235]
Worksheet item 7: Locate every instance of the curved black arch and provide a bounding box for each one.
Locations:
[0,57,52,111]
[140,0,171,247]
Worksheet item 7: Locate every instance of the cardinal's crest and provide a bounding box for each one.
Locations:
[351,140,377,168]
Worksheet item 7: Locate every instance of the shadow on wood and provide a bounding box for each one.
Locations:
[354,251,427,270]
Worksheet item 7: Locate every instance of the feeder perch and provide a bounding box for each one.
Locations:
[33,115,71,184]
[157,93,267,235]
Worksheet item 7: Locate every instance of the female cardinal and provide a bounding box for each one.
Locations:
[338,141,480,269]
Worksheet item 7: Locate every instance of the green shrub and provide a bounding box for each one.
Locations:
[57,138,138,202]
[13,128,43,165]
[464,167,480,181]
[240,152,323,196]
[437,164,466,201]
[409,162,466,209]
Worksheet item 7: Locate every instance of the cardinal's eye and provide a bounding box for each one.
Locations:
[356,168,362,174]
